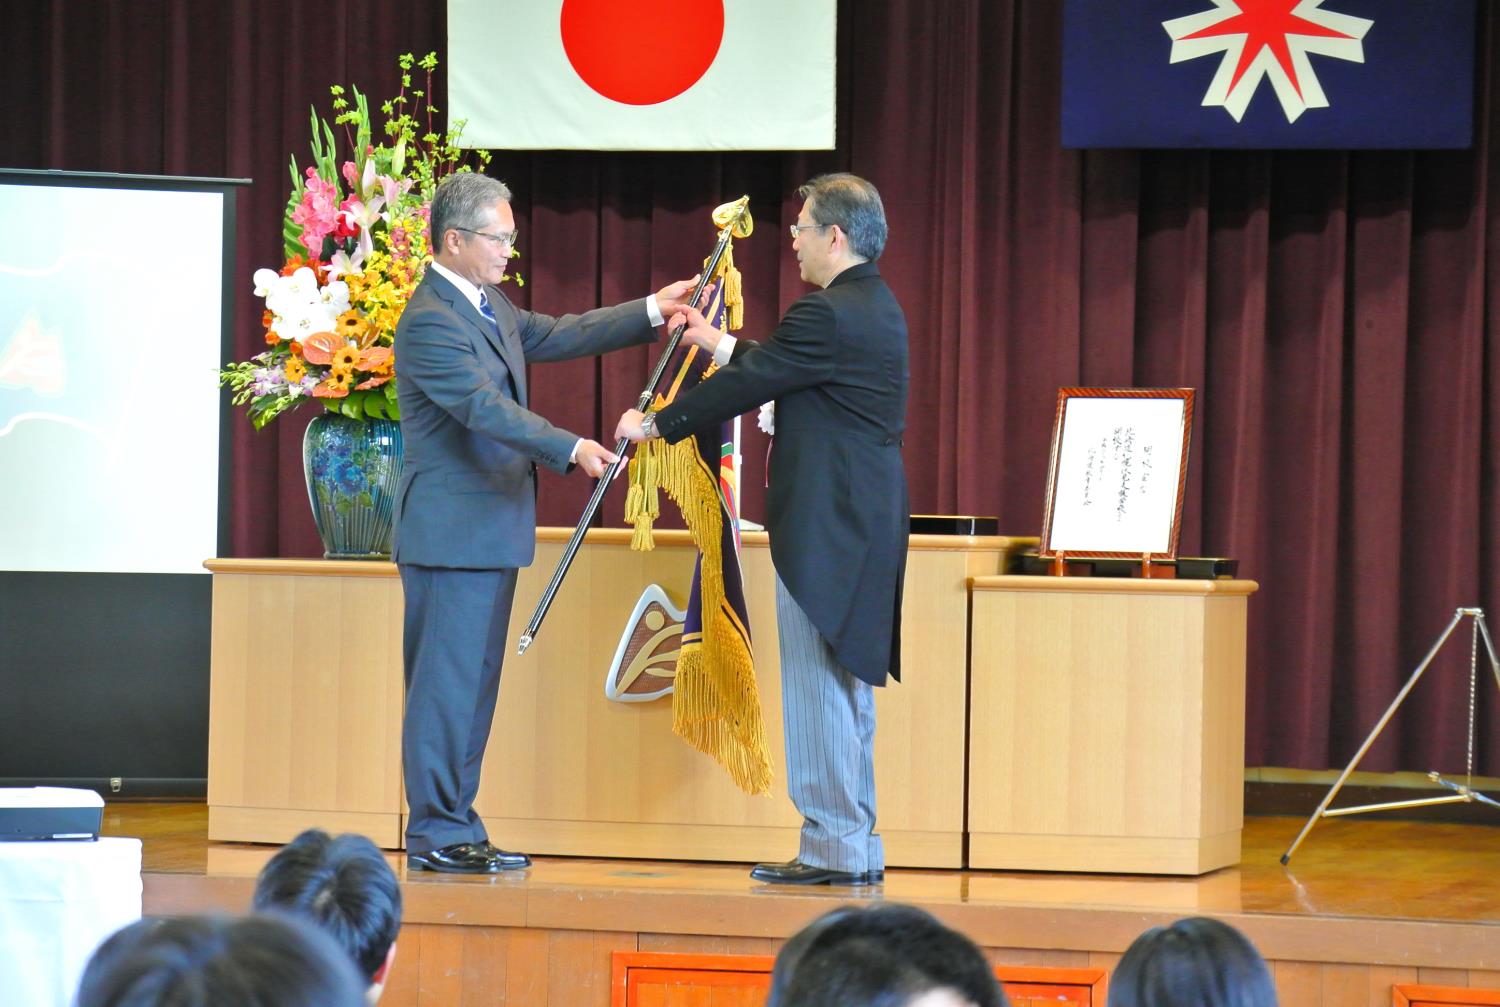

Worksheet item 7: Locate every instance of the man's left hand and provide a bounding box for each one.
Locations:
[573,439,620,478]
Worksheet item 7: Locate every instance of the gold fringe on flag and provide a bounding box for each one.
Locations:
[623,195,771,796]
[625,431,772,796]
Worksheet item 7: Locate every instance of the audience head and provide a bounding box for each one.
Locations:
[1108,916,1276,1007]
[769,904,1007,1007]
[252,828,401,994]
[75,912,367,1007]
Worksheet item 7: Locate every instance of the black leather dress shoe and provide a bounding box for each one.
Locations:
[478,840,532,870]
[749,859,883,886]
[407,842,502,874]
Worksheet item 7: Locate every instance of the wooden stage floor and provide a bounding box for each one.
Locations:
[109,803,1500,1004]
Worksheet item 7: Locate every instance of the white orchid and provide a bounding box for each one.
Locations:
[252,268,283,297]
[255,266,346,344]
[280,266,320,301]
[271,302,342,344]
[318,279,352,316]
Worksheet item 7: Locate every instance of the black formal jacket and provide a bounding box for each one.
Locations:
[653,261,910,686]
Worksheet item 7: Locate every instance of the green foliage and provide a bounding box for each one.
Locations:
[322,386,399,423]
[219,357,302,431]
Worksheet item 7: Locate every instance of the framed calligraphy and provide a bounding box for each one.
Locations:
[1039,387,1195,561]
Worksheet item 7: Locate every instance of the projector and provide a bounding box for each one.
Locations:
[0,787,104,841]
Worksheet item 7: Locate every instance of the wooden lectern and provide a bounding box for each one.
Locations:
[966,574,1257,875]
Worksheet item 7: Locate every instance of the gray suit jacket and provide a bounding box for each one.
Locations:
[393,269,657,569]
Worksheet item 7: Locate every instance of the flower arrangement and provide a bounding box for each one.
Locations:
[221,53,496,428]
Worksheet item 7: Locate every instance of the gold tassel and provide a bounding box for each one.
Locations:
[625,437,667,551]
[636,433,772,796]
[705,242,745,333]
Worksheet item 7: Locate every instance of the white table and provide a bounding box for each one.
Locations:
[0,837,142,1007]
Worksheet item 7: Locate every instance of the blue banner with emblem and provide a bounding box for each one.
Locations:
[1062,0,1475,149]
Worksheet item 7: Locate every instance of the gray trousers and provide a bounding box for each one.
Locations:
[398,564,518,853]
[775,573,884,873]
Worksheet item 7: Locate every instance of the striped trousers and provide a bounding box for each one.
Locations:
[775,572,884,874]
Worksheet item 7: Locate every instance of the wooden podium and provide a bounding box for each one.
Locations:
[205,531,1026,867]
[966,575,1258,875]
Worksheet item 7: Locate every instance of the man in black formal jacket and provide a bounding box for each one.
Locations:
[617,173,909,886]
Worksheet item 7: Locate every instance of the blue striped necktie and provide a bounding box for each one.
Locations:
[477,290,499,332]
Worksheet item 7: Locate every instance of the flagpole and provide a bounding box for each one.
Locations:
[517,201,749,655]
[732,414,743,520]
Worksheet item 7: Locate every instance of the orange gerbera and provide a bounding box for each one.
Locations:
[284,357,307,384]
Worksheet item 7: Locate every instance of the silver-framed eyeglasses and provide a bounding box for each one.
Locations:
[456,226,519,249]
[789,222,830,240]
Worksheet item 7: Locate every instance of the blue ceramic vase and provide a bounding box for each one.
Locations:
[302,413,403,559]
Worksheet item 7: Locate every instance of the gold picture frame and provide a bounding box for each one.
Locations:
[1039,387,1195,562]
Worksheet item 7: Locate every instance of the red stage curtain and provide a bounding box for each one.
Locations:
[11,1,1498,775]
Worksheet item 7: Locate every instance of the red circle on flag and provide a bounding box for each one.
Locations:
[560,0,725,106]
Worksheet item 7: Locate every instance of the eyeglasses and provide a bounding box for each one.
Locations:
[789,222,830,240]
[455,226,519,249]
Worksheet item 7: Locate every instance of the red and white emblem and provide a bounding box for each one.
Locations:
[1163,0,1373,123]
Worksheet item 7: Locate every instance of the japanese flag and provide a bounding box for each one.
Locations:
[447,0,836,151]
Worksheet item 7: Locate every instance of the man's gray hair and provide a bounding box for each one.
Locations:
[430,172,513,250]
[798,173,888,262]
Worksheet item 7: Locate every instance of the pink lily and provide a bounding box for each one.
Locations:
[324,247,367,281]
[340,158,380,202]
[377,174,413,219]
[339,195,386,259]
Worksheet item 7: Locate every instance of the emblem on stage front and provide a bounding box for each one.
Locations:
[605,584,684,702]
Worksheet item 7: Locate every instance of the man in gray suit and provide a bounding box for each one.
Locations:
[617,174,908,886]
[394,172,708,874]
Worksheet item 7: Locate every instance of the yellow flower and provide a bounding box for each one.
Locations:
[336,310,371,347]
[284,357,306,384]
[344,273,367,302]
[332,345,360,371]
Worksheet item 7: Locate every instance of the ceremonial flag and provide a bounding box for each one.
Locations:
[446,0,835,151]
[1062,0,1475,148]
[626,203,771,795]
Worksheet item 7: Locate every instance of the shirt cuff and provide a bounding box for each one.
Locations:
[712,334,737,368]
[570,438,583,465]
[646,295,665,328]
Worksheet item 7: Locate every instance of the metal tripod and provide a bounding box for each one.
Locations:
[1280,607,1500,865]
